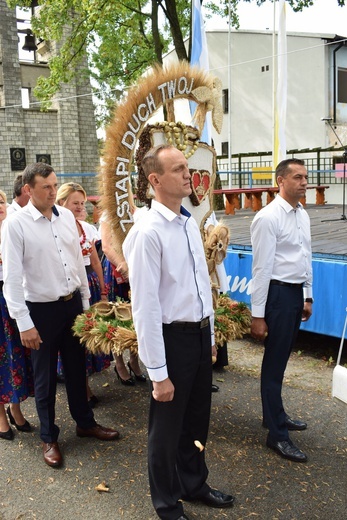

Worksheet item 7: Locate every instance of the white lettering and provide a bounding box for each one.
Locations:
[157,82,167,102]
[230,276,252,296]
[115,191,129,204]
[128,114,141,134]
[177,76,187,95]
[146,93,156,113]
[120,217,134,233]
[115,177,128,193]
[121,131,136,150]
[138,103,149,122]
[167,79,177,99]
[117,200,131,218]
[186,77,194,94]
[116,161,128,175]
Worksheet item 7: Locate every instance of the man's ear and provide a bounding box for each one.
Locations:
[148,172,160,187]
[23,184,31,196]
[276,176,283,188]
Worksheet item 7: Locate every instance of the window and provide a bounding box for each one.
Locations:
[261,65,270,72]
[338,68,347,103]
[221,142,229,156]
[16,6,37,63]
[21,88,30,108]
[222,89,228,114]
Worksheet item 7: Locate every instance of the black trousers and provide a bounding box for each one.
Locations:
[27,291,96,443]
[148,322,212,520]
[261,283,303,442]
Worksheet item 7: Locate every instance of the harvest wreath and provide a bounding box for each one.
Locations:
[73,295,251,355]
[72,300,137,356]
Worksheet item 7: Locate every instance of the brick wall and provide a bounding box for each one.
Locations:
[0,0,99,201]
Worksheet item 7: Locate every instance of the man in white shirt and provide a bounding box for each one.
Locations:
[6,174,30,214]
[123,145,234,520]
[2,162,120,469]
[250,158,313,463]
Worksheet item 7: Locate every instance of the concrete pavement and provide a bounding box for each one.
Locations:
[1,338,346,520]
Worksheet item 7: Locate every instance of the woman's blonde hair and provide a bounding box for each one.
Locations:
[0,190,7,203]
[56,182,86,206]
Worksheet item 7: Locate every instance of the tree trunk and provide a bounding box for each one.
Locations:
[152,0,163,63]
[164,0,189,61]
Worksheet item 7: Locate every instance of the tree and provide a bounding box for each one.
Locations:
[8,0,345,127]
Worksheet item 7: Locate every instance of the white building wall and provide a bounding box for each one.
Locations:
[207,30,334,157]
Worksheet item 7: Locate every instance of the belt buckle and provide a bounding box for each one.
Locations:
[62,292,73,302]
[200,317,209,329]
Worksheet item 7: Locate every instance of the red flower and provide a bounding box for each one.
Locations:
[13,375,23,386]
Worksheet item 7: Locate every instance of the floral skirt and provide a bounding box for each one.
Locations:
[102,258,130,302]
[0,290,34,404]
[57,270,111,377]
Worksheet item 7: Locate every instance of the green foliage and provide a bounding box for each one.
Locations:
[7,0,345,126]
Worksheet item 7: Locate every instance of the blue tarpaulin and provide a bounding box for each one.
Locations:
[224,246,347,338]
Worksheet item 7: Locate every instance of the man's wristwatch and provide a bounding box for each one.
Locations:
[304,298,314,303]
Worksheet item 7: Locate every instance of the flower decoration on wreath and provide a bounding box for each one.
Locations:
[73,297,251,352]
[72,300,138,356]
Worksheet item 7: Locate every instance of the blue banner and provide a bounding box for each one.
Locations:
[224,246,347,338]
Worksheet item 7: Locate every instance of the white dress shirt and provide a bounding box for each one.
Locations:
[2,201,90,332]
[6,200,22,215]
[251,195,313,317]
[123,200,214,382]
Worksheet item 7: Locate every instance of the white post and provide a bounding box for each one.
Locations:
[228,0,232,188]
[272,0,277,186]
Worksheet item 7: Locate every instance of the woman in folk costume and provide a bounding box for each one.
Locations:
[0,189,34,440]
[56,182,110,407]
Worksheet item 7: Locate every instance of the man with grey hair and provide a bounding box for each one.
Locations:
[7,174,30,214]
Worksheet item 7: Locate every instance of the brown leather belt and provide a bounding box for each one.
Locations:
[58,289,79,302]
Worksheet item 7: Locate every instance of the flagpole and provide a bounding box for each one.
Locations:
[272,0,277,186]
[228,0,232,188]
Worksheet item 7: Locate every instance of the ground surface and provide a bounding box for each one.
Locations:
[1,333,346,520]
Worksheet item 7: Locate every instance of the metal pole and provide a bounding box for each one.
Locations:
[271,0,277,186]
[228,0,232,188]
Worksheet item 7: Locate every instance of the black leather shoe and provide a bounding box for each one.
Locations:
[211,384,219,393]
[76,423,120,440]
[285,415,307,431]
[127,361,147,382]
[114,366,135,386]
[262,415,307,431]
[88,395,99,409]
[0,427,14,440]
[7,406,32,432]
[184,488,235,508]
[266,435,307,462]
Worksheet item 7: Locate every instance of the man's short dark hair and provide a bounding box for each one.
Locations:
[22,162,55,187]
[142,144,173,179]
[276,158,305,180]
[13,174,24,198]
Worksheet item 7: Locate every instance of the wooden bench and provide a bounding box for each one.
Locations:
[213,186,329,215]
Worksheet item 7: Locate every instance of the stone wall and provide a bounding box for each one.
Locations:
[0,0,99,202]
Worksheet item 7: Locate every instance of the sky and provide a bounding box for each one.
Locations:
[207,0,347,36]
